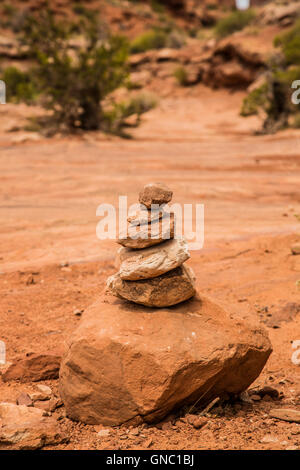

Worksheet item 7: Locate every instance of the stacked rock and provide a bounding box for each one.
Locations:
[107,182,196,307]
[59,182,272,427]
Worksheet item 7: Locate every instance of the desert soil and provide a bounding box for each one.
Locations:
[0,84,300,450]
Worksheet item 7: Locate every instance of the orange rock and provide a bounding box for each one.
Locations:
[118,238,190,281]
[139,182,173,209]
[16,393,33,407]
[187,415,208,429]
[107,265,196,307]
[59,293,272,426]
[2,353,61,383]
[117,212,175,249]
[0,403,66,449]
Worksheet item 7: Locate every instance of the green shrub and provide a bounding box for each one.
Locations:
[129,92,158,114]
[293,112,300,128]
[274,19,300,65]
[1,66,37,103]
[72,4,90,16]
[215,9,256,39]
[173,66,188,86]
[150,0,166,14]
[104,92,157,135]
[240,82,268,116]
[275,65,300,86]
[241,18,300,133]
[130,29,167,53]
[130,28,186,54]
[206,3,217,10]
[19,9,129,133]
[166,29,186,49]
[241,73,292,133]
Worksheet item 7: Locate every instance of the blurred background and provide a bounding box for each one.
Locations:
[1,2,300,451]
[1,0,300,270]
[0,0,300,136]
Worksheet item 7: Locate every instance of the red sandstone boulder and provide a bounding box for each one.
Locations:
[59,293,272,426]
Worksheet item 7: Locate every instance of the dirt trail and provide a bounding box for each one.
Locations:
[0,85,300,449]
[0,86,299,272]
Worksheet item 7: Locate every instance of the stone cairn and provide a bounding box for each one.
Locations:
[107,182,196,307]
[59,182,272,427]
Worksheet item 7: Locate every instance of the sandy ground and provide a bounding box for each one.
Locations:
[0,84,300,449]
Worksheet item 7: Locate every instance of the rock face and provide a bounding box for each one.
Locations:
[107,265,196,307]
[201,40,264,89]
[0,403,66,449]
[129,33,266,92]
[2,353,61,383]
[59,293,272,426]
[139,182,173,209]
[118,238,190,280]
[117,212,175,249]
[260,2,300,26]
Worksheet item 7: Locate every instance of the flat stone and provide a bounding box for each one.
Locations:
[260,434,278,444]
[118,238,190,280]
[107,265,196,307]
[0,403,66,449]
[34,397,63,413]
[117,213,175,250]
[59,292,272,426]
[2,353,61,383]
[270,408,300,423]
[30,392,50,402]
[36,384,52,396]
[127,207,166,226]
[251,394,261,401]
[97,429,110,437]
[16,393,33,407]
[139,183,173,209]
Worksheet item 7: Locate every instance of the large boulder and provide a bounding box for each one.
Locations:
[201,40,265,89]
[212,61,256,88]
[59,293,272,426]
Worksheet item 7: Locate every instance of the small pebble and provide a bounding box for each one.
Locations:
[37,384,52,396]
[251,394,261,402]
[97,429,110,437]
[16,392,33,407]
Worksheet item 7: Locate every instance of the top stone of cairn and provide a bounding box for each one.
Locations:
[139,182,173,209]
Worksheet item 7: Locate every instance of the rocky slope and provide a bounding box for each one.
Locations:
[0,1,297,94]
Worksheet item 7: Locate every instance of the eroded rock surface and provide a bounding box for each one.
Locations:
[59,293,272,426]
